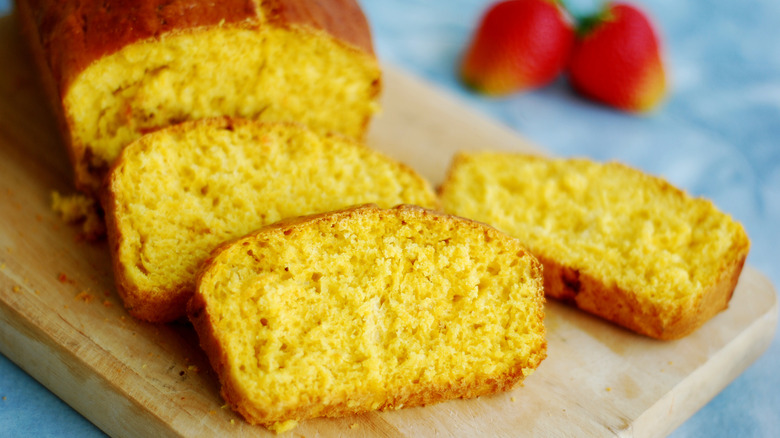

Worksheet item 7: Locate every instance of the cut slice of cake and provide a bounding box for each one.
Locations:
[103,118,438,322]
[16,0,381,193]
[188,204,546,432]
[440,152,750,340]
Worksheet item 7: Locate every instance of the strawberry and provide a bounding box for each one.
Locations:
[567,2,667,112]
[460,0,575,96]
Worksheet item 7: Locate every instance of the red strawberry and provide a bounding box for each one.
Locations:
[460,0,575,96]
[568,2,667,112]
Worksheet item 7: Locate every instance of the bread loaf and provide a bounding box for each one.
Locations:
[103,118,438,322]
[16,0,381,193]
[188,204,547,432]
[440,152,750,340]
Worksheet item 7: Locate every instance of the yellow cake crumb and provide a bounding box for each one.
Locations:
[106,119,438,322]
[63,18,381,192]
[190,205,546,431]
[50,191,106,240]
[51,191,94,223]
[440,152,750,339]
[75,291,94,303]
[268,420,299,434]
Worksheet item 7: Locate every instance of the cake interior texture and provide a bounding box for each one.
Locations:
[440,152,750,333]
[108,120,437,321]
[192,206,546,430]
[65,24,379,186]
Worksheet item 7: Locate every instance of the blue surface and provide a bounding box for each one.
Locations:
[0,0,778,436]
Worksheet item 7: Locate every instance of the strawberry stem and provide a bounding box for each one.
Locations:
[576,8,606,36]
[557,0,612,37]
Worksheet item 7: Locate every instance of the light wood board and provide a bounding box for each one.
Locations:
[0,14,777,438]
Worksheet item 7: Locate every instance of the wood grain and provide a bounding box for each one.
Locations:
[0,13,776,438]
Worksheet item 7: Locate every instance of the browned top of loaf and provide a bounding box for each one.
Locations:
[265,0,374,54]
[20,0,374,94]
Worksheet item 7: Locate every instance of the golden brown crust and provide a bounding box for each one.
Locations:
[525,158,751,340]
[264,0,375,56]
[231,363,532,427]
[15,0,375,97]
[189,204,546,428]
[15,0,259,95]
[541,251,747,340]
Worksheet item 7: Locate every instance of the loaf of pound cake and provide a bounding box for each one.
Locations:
[15,0,381,193]
[440,152,750,340]
[103,118,438,323]
[188,204,547,432]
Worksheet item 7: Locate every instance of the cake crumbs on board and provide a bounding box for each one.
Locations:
[58,272,76,285]
[50,191,106,240]
[75,291,95,303]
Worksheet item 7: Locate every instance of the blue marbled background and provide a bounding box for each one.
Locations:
[0,0,777,436]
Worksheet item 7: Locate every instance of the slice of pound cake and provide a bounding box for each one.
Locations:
[16,0,381,193]
[440,152,750,340]
[188,204,547,432]
[103,118,438,323]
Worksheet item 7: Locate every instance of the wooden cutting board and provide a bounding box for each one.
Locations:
[0,13,777,438]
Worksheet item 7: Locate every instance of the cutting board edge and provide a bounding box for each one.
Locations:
[2,264,776,438]
[632,266,779,438]
[0,284,184,438]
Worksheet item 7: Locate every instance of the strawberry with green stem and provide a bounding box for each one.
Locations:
[566,2,668,112]
[460,0,575,96]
